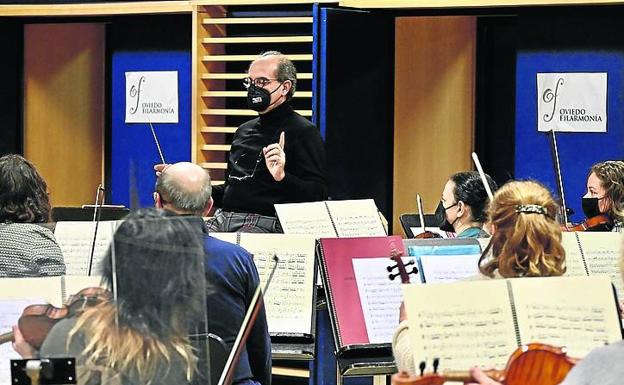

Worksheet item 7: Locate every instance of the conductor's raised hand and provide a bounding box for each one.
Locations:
[263,131,286,182]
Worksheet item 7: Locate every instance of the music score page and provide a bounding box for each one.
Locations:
[239,233,316,335]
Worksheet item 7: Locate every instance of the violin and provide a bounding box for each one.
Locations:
[562,214,613,232]
[391,343,578,385]
[0,287,111,350]
[414,194,442,239]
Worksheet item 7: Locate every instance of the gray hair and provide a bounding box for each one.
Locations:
[258,50,297,100]
[155,168,212,215]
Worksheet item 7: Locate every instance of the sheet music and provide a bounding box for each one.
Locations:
[209,232,238,245]
[0,299,46,385]
[419,254,480,283]
[54,221,118,276]
[274,201,337,237]
[402,280,517,371]
[0,277,62,306]
[239,234,316,335]
[409,227,454,238]
[512,276,621,357]
[326,199,386,237]
[576,232,623,299]
[561,232,588,277]
[352,257,418,343]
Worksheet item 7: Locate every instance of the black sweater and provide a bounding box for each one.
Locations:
[212,102,327,216]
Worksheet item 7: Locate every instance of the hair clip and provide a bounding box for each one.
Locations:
[515,204,548,216]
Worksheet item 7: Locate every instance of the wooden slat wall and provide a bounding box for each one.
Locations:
[194,5,314,185]
[24,23,105,207]
[195,5,227,183]
[339,0,624,8]
[393,16,476,234]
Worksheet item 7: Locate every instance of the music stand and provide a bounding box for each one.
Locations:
[51,206,130,222]
[11,358,76,385]
[399,213,440,238]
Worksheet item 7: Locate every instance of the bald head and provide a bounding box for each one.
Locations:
[155,162,212,215]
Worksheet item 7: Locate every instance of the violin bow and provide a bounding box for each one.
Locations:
[416,194,427,234]
[148,119,166,165]
[548,129,569,225]
[471,152,495,254]
[87,184,105,276]
[471,152,494,201]
[110,221,119,317]
[217,255,279,385]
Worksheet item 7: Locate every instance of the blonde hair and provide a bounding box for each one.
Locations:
[591,160,624,222]
[66,209,206,384]
[70,302,196,385]
[479,180,566,278]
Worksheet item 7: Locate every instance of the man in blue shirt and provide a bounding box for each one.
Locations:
[154,162,271,385]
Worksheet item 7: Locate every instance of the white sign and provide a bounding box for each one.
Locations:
[537,72,607,133]
[125,71,178,123]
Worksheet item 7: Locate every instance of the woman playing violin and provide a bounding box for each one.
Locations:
[580,160,624,232]
[467,233,624,385]
[13,208,206,385]
[393,180,565,374]
[435,171,498,238]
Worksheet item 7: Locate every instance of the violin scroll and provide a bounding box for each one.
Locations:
[387,250,418,284]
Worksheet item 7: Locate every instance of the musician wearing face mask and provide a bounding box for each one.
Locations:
[184,51,327,233]
[581,160,624,232]
[435,171,498,238]
[393,180,566,376]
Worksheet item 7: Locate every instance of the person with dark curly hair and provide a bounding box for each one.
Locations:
[0,154,65,277]
[581,160,624,232]
[435,171,498,238]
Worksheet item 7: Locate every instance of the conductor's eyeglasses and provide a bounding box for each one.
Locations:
[242,77,278,89]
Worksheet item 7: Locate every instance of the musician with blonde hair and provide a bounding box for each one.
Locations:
[13,208,206,385]
[479,180,566,278]
[468,235,624,385]
[393,180,566,374]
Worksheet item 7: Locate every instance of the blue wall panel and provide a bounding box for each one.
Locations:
[515,51,624,222]
[110,51,191,207]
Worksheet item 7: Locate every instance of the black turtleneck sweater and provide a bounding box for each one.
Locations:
[212,102,327,216]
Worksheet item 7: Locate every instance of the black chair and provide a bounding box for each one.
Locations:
[191,333,228,385]
[399,213,444,238]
